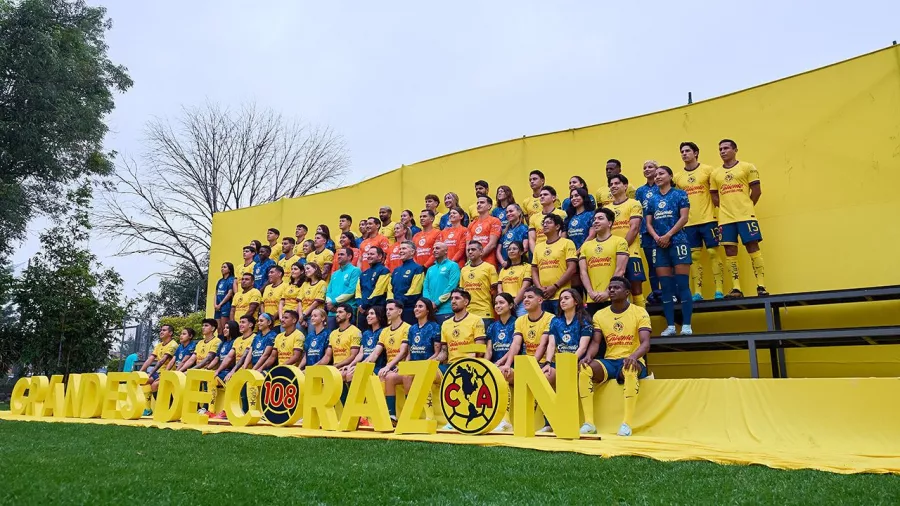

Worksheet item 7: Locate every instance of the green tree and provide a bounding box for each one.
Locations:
[9,186,128,377]
[0,0,132,257]
[159,312,205,339]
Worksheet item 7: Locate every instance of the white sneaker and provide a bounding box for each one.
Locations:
[660,326,677,337]
[579,422,597,435]
[492,420,513,433]
[197,407,207,415]
[537,425,553,433]
[617,422,632,437]
[680,325,693,336]
[442,423,455,431]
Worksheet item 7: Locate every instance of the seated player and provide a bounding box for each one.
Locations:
[300,308,332,369]
[351,306,388,383]
[223,315,259,413]
[139,324,177,416]
[485,293,518,433]
[192,319,222,416]
[401,298,444,419]
[248,313,277,375]
[172,328,198,373]
[579,208,628,315]
[209,320,238,420]
[230,273,261,321]
[710,139,767,298]
[273,310,304,367]
[582,276,651,437]
[542,289,595,435]
[439,289,487,431]
[375,299,411,422]
[500,287,552,386]
[530,214,577,314]
[328,303,362,406]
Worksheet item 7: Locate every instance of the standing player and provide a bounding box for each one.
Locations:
[522,170,551,219]
[307,232,335,279]
[375,300,411,421]
[235,245,256,293]
[530,214,577,314]
[326,248,362,329]
[528,186,567,247]
[401,209,421,237]
[497,241,532,317]
[636,160,662,303]
[277,237,301,274]
[710,139,767,298]
[413,209,441,268]
[385,222,409,272]
[583,276,651,437]
[493,185,516,228]
[467,180,490,219]
[674,142,725,300]
[214,262,235,336]
[422,242,461,324]
[358,217,390,271]
[261,266,286,332]
[266,228,283,261]
[498,204,529,266]
[646,166,694,336]
[273,310,304,367]
[459,241,499,328]
[389,241,425,324]
[564,188,595,252]
[295,224,309,248]
[280,263,304,322]
[579,208,629,314]
[439,207,469,267]
[561,176,596,212]
[424,194,445,229]
[595,159,636,207]
[606,174,648,307]
[439,193,470,229]
[468,196,503,268]
[230,273,261,321]
[298,263,326,328]
[378,206,397,244]
[252,246,275,292]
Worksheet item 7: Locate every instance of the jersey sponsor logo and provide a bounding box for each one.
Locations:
[262,365,303,426]
[440,358,507,434]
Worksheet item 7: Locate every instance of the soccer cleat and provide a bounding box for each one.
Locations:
[714,291,725,300]
[692,293,704,302]
[579,423,597,435]
[358,417,372,427]
[757,286,770,297]
[725,289,743,299]
[142,409,152,417]
[680,325,693,336]
[493,420,513,433]
[646,292,662,305]
[660,326,677,337]
[537,425,553,433]
[617,423,632,437]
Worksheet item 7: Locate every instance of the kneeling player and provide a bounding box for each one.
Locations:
[582,276,651,437]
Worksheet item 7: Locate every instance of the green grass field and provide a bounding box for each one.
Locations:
[0,420,898,505]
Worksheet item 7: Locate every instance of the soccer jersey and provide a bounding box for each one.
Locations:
[565,209,595,250]
[216,339,234,368]
[441,313,486,361]
[173,341,196,368]
[521,194,542,218]
[711,161,760,225]
[329,325,362,364]
[528,209,567,245]
[386,242,404,272]
[607,198,644,257]
[592,303,652,363]
[268,242,283,261]
[460,261,499,319]
[359,234,390,271]
[635,183,659,237]
[533,238,577,300]
[278,253,302,274]
[646,188,691,246]
[274,329,304,364]
[413,228,441,268]
[215,277,234,309]
[380,221,397,244]
[304,326,330,366]
[492,206,508,229]
[549,316,592,355]
[562,194,597,213]
[194,336,221,366]
[250,330,277,367]
[440,225,469,267]
[378,322,410,362]
[360,328,386,370]
[580,235,629,293]
[595,183,636,208]
[237,261,255,283]
[306,248,334,271]
[253,258,275,291]
[498,262,531,298]
[232,288,262,319]
[439,211,469,230]
[514,311,553,357]
[406,321,441,361]
[487,317,517,363]
[262,282,286,325]
[281,283,303,312]
[674,164,717,226]
[499,223,529,263]
[468,216,503,267]
[299,280,326,314]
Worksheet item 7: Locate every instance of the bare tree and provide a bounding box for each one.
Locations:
[95,102,350,278]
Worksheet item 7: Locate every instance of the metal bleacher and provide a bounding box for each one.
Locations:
[646,285,900,378]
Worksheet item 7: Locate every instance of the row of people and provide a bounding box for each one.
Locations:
[143,277,648,436]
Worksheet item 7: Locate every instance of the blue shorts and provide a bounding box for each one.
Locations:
[595,358,648,383]
[719,220,763,245]
[541,299,559,315]
[652,244,692,268]
[215,305,231,319]
[216,369,229,385]
[149,371,160,382]
[684,222,719,249]
[438,363,449,375]
[625,257,647,282]
[640,233,655,249]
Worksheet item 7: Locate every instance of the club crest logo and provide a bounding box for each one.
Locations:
[440,358,508,435]
[595,244,604,253]
[468,272,475,280]
[475,225,483,234]
[725,173,734,182]
[613,321,624,332]
[570,218,577,226]
[658,201,667,209]
[687,175,695,184]
[453,328,460,338]
[544,248,552,256]
[418,238,426,246]
[414,334,421,344]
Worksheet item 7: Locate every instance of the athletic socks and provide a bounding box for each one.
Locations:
[659,275,676,325]
[675,273,693,326]
[725,256,742,293]
[386,395,396,417]
[578,366,595,426]
[708,248,725,294]
[340,383,349,407]
[749,250,766,288]
[690,248,703,295]
[623,367,639,427]
[644,247,660,294]
[632,293,646,308]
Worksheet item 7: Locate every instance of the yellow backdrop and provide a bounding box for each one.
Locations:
[208,45,900,378]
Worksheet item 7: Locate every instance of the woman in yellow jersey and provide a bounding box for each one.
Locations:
[298,263,326,329]
[496,241,532,317]
[279,262,305,322]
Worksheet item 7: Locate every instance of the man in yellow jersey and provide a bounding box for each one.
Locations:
[512,286,553,362]
[459,241,498,328]
[295,224,309,247]
[329,303,362,405]
[230,273,261,321]
[193,318,222,416]
[272,310,304,367]
[583,276,651,437]
[528,186,567,247]
[139,324,178,416]
[531,214,577,314]
[225,315,257,382]
[710,139,767,298]
[266,228,283,261]
[674,142,725,300]
[235,245,256,293]
[424,194,445,230]
[277,237,301,273]
[261,266,287,331]
[307,232,335,278]
[522,170,547,219]
[467,180,490,219]
[606,174,648,307]
[579,208,629,315]
[595,159,636,207]
[379,206,397,244]
[376,299,411,421]
[439,289,487,431]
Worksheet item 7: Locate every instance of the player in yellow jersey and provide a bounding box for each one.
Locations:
[230,273,261,321]
[439,289,487,431]
[606,174,648,307]
[528,186,567,247]
[266,227,282,261]
[424,194,445,229]
[379,206,397,244]
[579,208,629,314]
[277,237,302,273]
[235,245,256,293]
[280,263,304,320]
[467,180,490,219]
[459,241,498,327]
[583,276,651,437]
[531,214,577,314]
[375,299,411,421]
[138,324,177,416]
[272,310,304,367]
[496,241,532,317]
[192,319,222,416]
[595,159,636,207]
[675,142,725,300]
[522,170,547,219]
[710,139,767,298]
[261,266,287,331]
[307,232,335,278]
[497,286,552,413]
[329,303,362,406]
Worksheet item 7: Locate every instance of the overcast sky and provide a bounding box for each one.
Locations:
[10,0,900,301]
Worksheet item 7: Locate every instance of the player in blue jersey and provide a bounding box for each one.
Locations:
[249,313,277,373]
[209,320,238,420]
[565,187,596,252]
[497,204,529,267]
[301,308,332,369]
[636,160,662,304]
[562,176,597,213]
[486,293,518,367]
[345,306,388,381]
[645,165,694,336]
[401,298,444,419]
[171,328,197,372]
